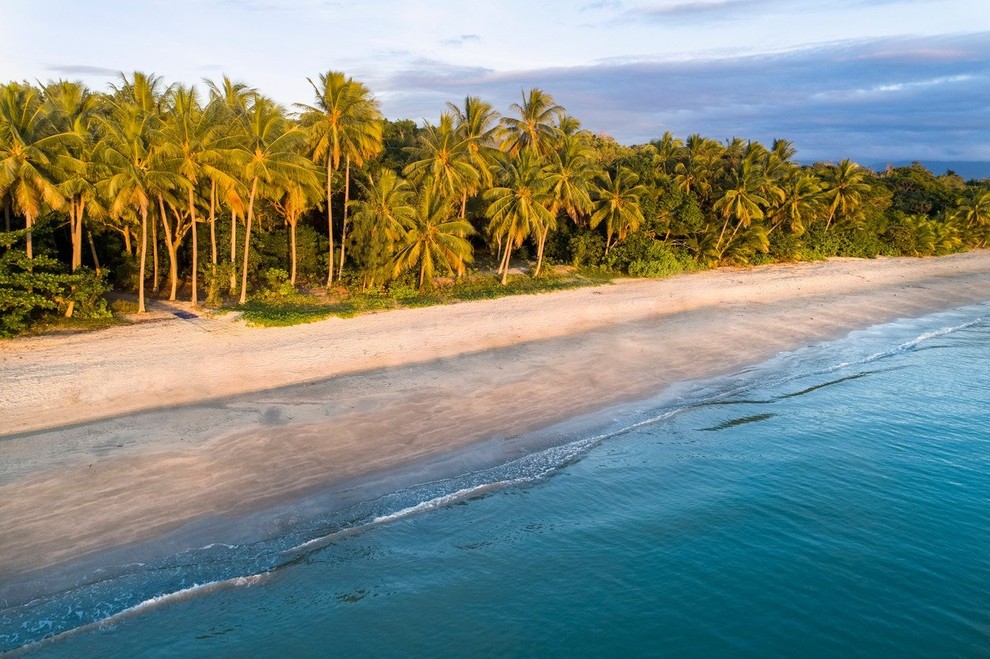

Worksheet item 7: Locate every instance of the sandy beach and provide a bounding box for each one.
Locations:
[2,252,989,588]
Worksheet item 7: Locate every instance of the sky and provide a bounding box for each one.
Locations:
[2,0,989,163]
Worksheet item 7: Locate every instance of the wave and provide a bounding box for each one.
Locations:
[7,573,269,654]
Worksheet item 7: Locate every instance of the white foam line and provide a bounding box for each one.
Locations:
[15,573,270,652]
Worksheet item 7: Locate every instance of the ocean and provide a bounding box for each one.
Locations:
[4,300,989,657]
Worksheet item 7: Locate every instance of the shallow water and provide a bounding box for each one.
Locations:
[6,301,990,657]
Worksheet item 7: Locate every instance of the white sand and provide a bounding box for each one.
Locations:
[1,252,989,578]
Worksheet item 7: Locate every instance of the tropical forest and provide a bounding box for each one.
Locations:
[2,71,989,336]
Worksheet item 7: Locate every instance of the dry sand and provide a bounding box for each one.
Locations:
[1,252,989,583]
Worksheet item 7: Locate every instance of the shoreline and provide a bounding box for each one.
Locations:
[2,253,990,590]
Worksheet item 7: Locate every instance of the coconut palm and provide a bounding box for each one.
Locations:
[403,113,477,204]
[499,88,563,158]
[95,84,175,313]
[43,80,103,272]
[954,190,990,247]
[0,82,73,259]
[234,94,312,304]
[163,84,239,304]
[296,70,383,285]
[272,163,323,286]
[712,157,779,259]
[538,129,597,275]
[821,159,871,231]
[769,171,822,236]
[485,151,554,284]
[205,77,253,293]
[348,168,415,287]
[590,167,647,254]
[447,95,500,216]
[391,183,474,290]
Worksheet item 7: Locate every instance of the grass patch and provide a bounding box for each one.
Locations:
[234,266,612,327]
[449,269,611,301]
[238,299,352,326]
[27,314,126,336]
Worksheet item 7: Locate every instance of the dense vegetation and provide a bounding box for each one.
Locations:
[2,72,988,336]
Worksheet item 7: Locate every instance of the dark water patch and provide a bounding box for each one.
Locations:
[700,413,776,431]
[776,371,871,399]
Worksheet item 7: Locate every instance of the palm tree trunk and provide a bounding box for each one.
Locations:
[534,226,549,277]
[123,227,132,256]
[714,213,731,256]
[326,160,335,286]
[159,196,179,301]
[289,218,298,286]
[25,214,33,260]
[87,229,101,276]
[239,178,259,305]
[338,157,351,281]
[230,205,238,293]
[460,190,468,219]
[499,240,513,285]
[152,207,160,293]
[70,198,83,271]
[209,181,217,266]
[189,186,199,306]
[138,205,148,314]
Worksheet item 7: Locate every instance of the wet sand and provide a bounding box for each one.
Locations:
[2,253,989,583]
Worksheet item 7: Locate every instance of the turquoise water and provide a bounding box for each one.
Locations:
[6,301,990,657]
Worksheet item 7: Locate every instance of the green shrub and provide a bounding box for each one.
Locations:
[259,268,295,300]
[0,231,111,337]
[569,231,606,267]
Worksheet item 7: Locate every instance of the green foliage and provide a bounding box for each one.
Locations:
[0,232,110,336]
[449,270,609,300]
[568,230,606,267]
[201,260,235,306]
[238,299,341,326]
[259,267,295,300]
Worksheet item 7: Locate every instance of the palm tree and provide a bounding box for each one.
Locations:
[235,94,312,304]
[954,190,990,247]
[403,113,477,206]
[205,77,253,294]
[96,81,174,313]
[273,166,323,286]
[164,84,236,305]
[769,171,822,236]
[296,70,383,285]
[712,157,779,259]
[484,151,553,284]
[821,159,871,231]
[0,82,73,259]
[650,131,683,177]
[391,183,474,290]
[590,167,647,254]
[44,80,102,272]
[499,88,563,158]
[348,168,415,288]
[538,128,597,275]
[447,96,499,216]
[674,134,719,203]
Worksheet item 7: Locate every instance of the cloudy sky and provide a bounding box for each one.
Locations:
[2,0,988,163]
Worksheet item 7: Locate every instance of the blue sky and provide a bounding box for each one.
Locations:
[2,0,988,162]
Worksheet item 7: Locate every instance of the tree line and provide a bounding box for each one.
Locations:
[2,71,989,334]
